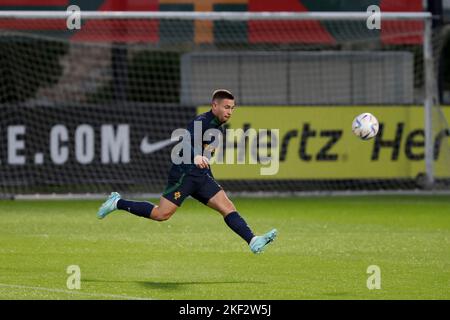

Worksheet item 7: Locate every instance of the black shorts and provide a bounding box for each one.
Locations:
[162,170,223,207]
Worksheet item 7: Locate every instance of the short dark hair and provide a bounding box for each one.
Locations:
[212,89,234,101]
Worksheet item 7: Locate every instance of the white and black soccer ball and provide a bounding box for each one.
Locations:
[352,113,379,140]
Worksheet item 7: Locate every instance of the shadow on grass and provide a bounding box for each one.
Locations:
[83,279,265,291]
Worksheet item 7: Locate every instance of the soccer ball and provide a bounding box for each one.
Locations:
[352,113,379,140]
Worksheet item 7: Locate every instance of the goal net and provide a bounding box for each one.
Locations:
[0,11,448,196]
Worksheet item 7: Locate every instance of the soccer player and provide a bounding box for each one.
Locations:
[97,89,277,254]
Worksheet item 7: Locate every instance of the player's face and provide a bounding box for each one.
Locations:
[212,98,235,123]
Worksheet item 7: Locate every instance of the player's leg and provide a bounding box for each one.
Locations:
[97,169,189,221]
[193,174,277,253]
[115,197,157,219]
[97,192,177,220]
[194,174,251,239]
[118,195,179,221]
[97,193,180,221]
[153,172,195,220]
[206,189,256,242]
[205,189,236,217]
[206,190,277,253]
[149,196,179,221]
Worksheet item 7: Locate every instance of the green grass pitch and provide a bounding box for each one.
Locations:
[0,195,449,300]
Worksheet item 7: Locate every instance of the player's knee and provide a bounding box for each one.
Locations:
[151,207,175,221]
[225,200,236,213]
[220,202,236,216]
[158,211,173,221]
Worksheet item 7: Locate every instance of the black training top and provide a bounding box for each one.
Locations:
[170,109,225,176]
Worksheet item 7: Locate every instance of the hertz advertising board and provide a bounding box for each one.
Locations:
[198,106,450,180]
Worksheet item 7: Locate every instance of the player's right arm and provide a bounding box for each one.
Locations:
[186,114,209,169]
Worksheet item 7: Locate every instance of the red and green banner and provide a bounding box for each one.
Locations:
[0,0,425,44]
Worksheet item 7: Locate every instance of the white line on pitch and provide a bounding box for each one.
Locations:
[0,283,153,300]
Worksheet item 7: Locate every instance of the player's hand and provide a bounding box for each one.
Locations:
[194,155,209,169]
